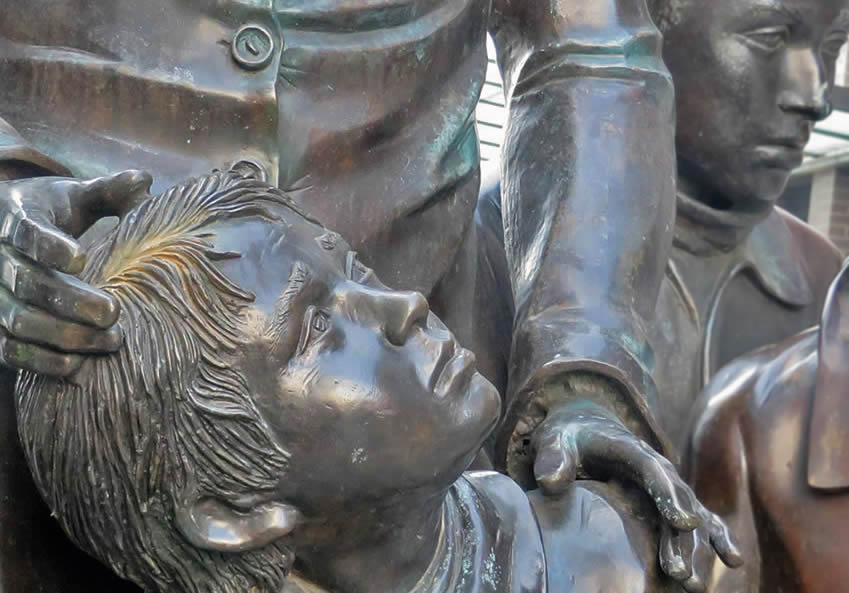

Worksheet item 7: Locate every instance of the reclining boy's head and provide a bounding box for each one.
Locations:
[15,172,499,593]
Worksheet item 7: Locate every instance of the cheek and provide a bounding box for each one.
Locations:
[675,41,770,169]
[290,334,420,426]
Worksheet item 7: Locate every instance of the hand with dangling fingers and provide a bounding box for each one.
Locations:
[531,401,743,593]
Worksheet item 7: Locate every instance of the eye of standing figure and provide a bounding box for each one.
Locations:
[743,25,791,52]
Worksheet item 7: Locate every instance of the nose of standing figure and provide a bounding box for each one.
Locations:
[778,46,833,122]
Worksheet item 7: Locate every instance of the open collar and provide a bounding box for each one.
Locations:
[674,193,812,308]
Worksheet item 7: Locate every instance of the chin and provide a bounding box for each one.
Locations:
[749,166,792,201]
[726,178,786,212]
[465,373,501,442]
[432,374,500,479]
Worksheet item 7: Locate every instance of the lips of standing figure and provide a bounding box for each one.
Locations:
[753,144,806,170]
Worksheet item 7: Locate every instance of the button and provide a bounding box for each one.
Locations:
[231,24,275,71]
[229,159,268,182]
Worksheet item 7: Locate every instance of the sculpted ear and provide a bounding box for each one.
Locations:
[175,496,302,552]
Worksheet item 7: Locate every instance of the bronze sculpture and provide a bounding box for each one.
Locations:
[483,0,849,450]
[0,1,734,591]
[647,0,849,449]
[684,258,849,593]
[16,172,735,593]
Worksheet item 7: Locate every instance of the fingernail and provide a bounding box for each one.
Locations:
[77,292,120,328]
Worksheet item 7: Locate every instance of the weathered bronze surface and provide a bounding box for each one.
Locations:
[483,0,849,450]
[648,0,849,449]
[684,259,849,593]
[0,1,739,591]
[13,173,685,593]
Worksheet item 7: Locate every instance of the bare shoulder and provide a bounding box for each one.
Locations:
[687,328,820,462]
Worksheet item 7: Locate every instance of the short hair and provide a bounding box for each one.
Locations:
[16,172,311,593]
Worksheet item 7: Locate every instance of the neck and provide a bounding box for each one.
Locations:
[293,488,448,593]
[676,174,734,212]
[674,175,774,253]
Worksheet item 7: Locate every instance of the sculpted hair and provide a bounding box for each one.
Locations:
[16,172,307,593]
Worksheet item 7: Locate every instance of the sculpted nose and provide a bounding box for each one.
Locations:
[381,290,429,346]
[779,48,833,121]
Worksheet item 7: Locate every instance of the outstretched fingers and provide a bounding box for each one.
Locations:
[583,430,701,531]
[708,513,743,568]
[659,523,692,583]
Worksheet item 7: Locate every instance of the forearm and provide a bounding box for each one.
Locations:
[491,0,676,460]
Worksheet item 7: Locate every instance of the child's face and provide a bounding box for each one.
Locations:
[210,205,501,515]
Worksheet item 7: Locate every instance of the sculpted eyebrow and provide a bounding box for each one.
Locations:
[268,261,312,354]
[744,2,804,24]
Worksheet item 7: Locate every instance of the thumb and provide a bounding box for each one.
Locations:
[533,428,578,496]
[76,170,153,218]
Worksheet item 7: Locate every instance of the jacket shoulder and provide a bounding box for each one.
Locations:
[776,207,843,284]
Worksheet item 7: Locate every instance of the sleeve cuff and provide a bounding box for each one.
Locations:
[495,306,676,485]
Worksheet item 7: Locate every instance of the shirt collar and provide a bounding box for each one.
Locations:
[674,193,813,308]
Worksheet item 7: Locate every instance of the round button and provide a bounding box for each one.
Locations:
[231,24,275,71]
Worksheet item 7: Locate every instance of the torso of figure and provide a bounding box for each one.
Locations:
[650,207,840,450]
[0,0,489,294]
[282,473,679,593]
[283,472,547,593]
[690,331,849,593]
[746,338,849,593]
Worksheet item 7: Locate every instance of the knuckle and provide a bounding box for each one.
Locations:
[61,358,74,375]
[0,252,19,292]
[0,212,17,242]
[56,354,76,376]
[7,259,30,296]
[105,327,122,350]
[7,307,28,337]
